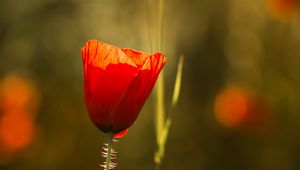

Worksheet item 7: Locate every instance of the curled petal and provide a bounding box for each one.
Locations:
[82,40,136,69]
[121,48,149,68]
[113,129,128,138]
[111,52,167,132]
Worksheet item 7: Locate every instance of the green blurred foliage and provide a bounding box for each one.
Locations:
[0,0,300,170]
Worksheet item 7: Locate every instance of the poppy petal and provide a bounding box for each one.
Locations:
[82,40,139,132]
[82,40,137,69]
[111,52,167,132]
[121,48,150,68]
[113,129,128,138]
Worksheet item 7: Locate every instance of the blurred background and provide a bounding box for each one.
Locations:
[1,0,300,169]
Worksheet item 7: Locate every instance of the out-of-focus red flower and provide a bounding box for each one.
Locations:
[214,86,248,128]
[266,0,299,21]
[0,111,34,153]
[0,74,39,163]
[0,74,39,113]
[81,40,166,137]
[214,86,268,132]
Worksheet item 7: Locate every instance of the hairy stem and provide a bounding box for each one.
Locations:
[105,133,113,170]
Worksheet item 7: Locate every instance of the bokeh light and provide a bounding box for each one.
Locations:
[0,74,39,164]
[266,0,298,21]
[0,74,39,113]
[214,86,269,133]
[0,110,34,153]
[214,86,248,128]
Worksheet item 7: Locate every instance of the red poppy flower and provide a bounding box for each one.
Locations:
[81,40,166,136]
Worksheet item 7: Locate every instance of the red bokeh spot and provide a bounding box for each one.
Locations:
[0,74,39,113]
[214,86,269,134]
[214,87,248,128]
[0,74,39,163]
[266,0,298,21]
[0,111,34,153]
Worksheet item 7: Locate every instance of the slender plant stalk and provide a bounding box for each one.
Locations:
[158,0,164,51]
[169,55,184,116]
[105,133,113,170]
[155,0,165,144]
[149,0,183,169]
[155,0,165,169]
[156,73,165,144]
[146,0,153,53]
[155,55,184,169]
[147,0,166,144]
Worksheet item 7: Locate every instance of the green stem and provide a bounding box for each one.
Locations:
[155,161,161,170]
[155,0,165,169]
[146,0,153,53]
[105,133,113,170]
[158,0,164,51]
[156,73,165,144]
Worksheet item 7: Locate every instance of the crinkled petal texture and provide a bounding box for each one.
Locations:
[81,40,166,134]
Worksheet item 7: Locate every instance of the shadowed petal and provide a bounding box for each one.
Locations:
[111,52,167,132]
